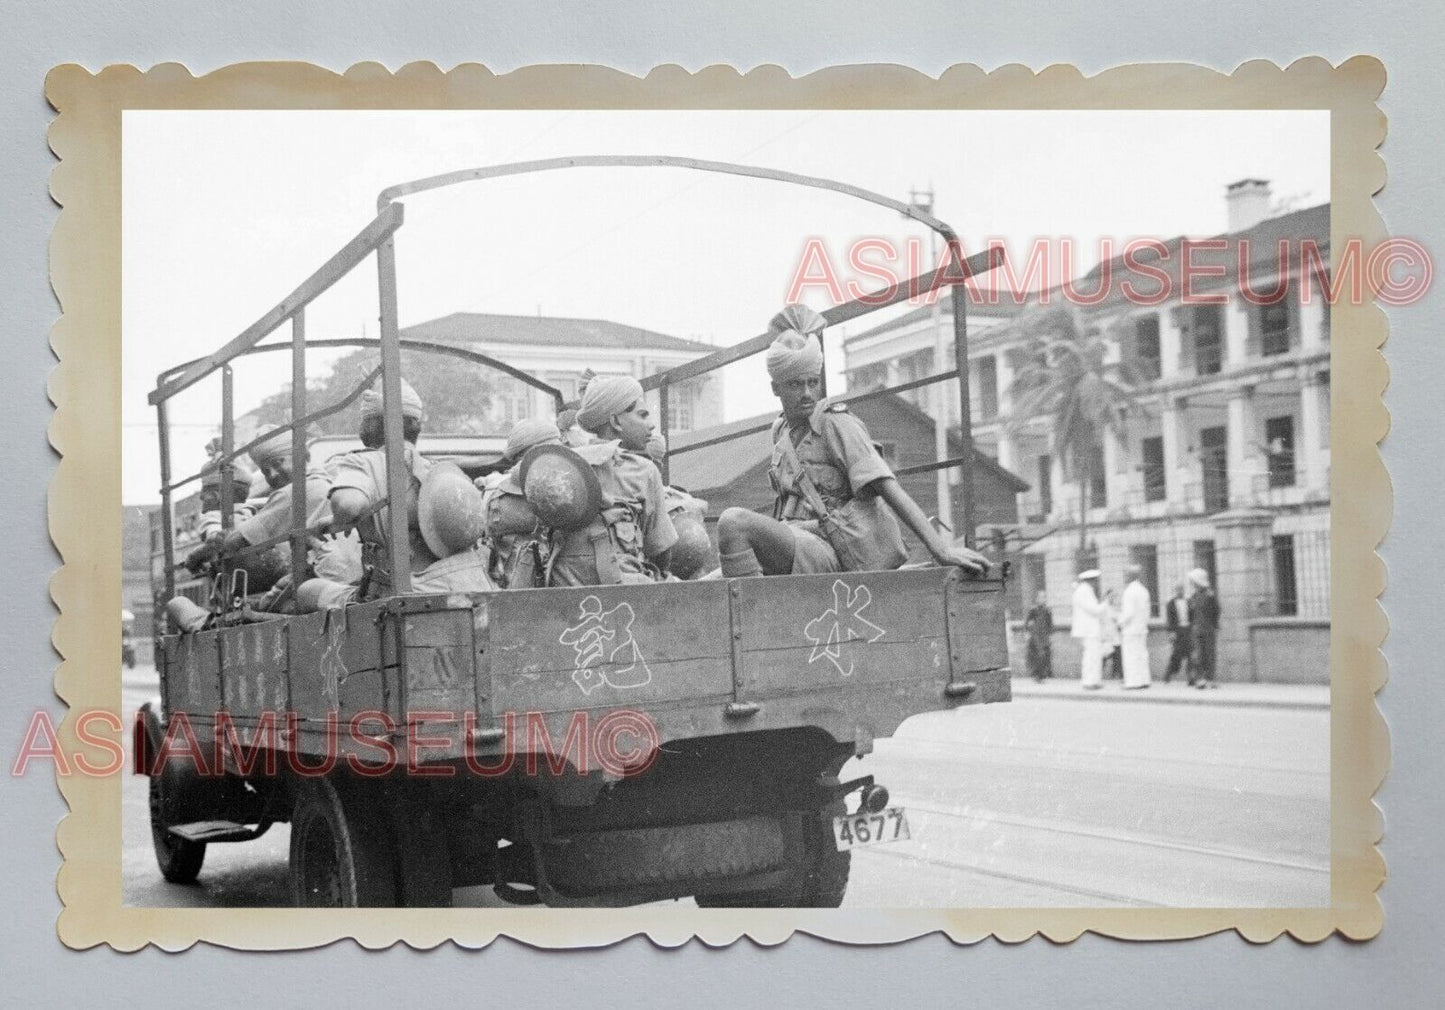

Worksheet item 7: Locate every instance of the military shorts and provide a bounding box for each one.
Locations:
[787,521,841,575]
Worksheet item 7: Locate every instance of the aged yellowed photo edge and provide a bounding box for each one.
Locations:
[45,58,1389,950]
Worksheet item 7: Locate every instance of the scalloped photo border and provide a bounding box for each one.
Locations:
[45,58,1389,950]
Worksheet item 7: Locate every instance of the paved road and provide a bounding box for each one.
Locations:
[122,667,1329,908]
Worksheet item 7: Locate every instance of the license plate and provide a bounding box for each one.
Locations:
[832,807,910,851]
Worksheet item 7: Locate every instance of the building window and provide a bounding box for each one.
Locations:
[1129,544,1160,617]
[899,349,932,408]
[1193,306,1223,375]
[851,363,887,391]
[1134,316,1162,380]
[1192,539,1217,594]
[976,355,999,419]
[667,388,694,432]
[1086,443,1107,508]
[1265,415,1296,487]
[499,390,532,426]
[1272,534,1298,615]
[1199,425,1229,513]
[1260,299,1292,356]
[550,376,578,403]
[1141,435,1167,502]
[1036,454,1052,519]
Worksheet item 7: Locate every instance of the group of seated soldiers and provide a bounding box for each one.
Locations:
[167,304,989,632]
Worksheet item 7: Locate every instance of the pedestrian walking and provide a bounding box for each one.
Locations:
[1187,567,1220,689]
[1119,563,1152,689]
[1070,570,1104,689]
[1025,591,1054,682]
[1163,581,1193,684]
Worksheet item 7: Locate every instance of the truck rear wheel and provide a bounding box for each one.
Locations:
[143,703,206,884]
[289,776,399,907]
[148,771,206,884]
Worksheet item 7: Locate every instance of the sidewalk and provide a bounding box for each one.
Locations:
[1009,676,1329,711]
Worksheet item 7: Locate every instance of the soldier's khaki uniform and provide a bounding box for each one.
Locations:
[548,445,678,587]
[329,445,439,596]
[325,445,494,600]
[769,402,900,574]
[224,465,333,593]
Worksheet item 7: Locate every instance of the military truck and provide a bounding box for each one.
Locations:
[139,157,1011,908]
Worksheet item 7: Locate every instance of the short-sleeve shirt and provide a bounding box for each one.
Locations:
[235,466,333,547]
[329,445,439,574]
[769,404,893,518]
[549,448,678,586]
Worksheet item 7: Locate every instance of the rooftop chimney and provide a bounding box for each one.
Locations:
[1225,178,1272,233]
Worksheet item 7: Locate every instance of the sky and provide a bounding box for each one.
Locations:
[122,109,1329,503]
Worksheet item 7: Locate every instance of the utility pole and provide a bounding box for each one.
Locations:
[907,186,954,534]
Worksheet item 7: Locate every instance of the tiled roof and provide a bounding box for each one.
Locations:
[1070,202,1330,306]
[668,392,1029,497]
[842,203,1330,341]
[401,312,716,354]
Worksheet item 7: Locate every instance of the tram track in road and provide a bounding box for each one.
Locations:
[886,732,1330,784]
[848,793,1331,908]
[851,844,1169,907]
[894,796,1331,876]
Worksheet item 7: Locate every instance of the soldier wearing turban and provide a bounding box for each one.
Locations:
[182,424,332,605]
[475,416,564,587]
[322,377,493,602]
[716,304,990,579]
[542,373,677,587]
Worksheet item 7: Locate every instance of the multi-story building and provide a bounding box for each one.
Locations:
[843,181,1330,684]
[401,312,725,433]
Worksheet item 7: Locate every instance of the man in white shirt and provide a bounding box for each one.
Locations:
[1118,563,1153,689]
[1070,569,1104,690]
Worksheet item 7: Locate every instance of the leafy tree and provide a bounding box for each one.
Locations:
[248,347,508,436]
[1005,303,1142,550]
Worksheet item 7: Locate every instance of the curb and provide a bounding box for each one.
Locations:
[1007,680,1330,712]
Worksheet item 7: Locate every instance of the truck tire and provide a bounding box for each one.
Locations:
[143,703,206,884]
[148,770,206,884]
[696,803,850,908]
[289,776,399,907]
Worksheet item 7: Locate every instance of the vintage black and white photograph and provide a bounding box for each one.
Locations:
[108,103,1343,918]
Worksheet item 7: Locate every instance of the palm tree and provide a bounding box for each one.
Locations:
[1005,303,1143,551]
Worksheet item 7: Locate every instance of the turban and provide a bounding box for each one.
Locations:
[505,416,561,461]
[359,377,424,423]
[645,432,667,465]
[765,329,824,384]
[768,303,827,337]
[1187,567,1211,589]
[576,375,644,434]
[248,430,296,467]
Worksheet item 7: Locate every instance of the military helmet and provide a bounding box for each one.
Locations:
[667,509,716,580]
[418,461,487,558]
[518,443,604,532]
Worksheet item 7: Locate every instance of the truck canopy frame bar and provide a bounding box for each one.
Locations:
[151,156,1000,613]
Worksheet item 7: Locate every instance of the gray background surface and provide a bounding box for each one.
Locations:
[1,2,1439,1004]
